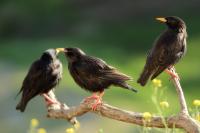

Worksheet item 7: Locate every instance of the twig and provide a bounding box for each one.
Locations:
[47,99,200,133]
[46,91,78,125]
[171,68,189,115]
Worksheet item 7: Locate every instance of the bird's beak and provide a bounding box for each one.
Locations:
[156,17,167,23]
[56,48,65,54]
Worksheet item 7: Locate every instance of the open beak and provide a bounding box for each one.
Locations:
[56,48,65,54]
[156,17,167,23]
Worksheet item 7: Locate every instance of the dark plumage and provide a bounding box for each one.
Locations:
[62,47,137,109]
[137,16,187,86]
[64,47,137,92]
[16,48,63,112]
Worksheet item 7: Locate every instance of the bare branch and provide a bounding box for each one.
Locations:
[46,70,200,133]
[171,68,189,115]
[46,91,78,125]
[47,99,200,133]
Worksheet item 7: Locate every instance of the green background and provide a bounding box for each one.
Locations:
[0,0,200,132]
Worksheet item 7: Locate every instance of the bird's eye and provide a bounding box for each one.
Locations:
[168,19,177,25]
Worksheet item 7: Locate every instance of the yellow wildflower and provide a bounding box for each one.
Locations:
[160,101,169,108]
[143,112,152,122]
[98,128,104,133]
[66,128,75,133]
[31,118,39,127]
[74,122,80,130]
[196,114,200,122]
[152,79,162,88]
[37,128,47,133]
[193,100,200,107]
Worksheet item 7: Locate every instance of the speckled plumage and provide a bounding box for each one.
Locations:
[137,16,187,86]
[16,49,62,112]
[64,47,137,93]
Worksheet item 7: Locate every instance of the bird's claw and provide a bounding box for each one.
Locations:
[169,72,180,81]
[83,95,100,103]
[166,67,180,81]
[83,92,104,110]
[169,68,180,81]
[44,98,61,106]
[91,99,102,111]
[43,94,61,106]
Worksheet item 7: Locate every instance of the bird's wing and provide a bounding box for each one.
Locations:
[16,61,40,96]
[17,60,49,98]
[150,48,169,80]
[149,38,175,80]
[80,56,132,81]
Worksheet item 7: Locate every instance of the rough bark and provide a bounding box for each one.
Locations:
[46,69,200,133]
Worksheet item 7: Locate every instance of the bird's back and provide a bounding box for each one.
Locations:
[16,58,62,112]
[138,30,187,86]
[68,55,132,92]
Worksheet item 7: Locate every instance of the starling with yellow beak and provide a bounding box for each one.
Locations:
[138,16,187,86]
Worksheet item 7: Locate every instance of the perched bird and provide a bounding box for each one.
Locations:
[16,48,64,112]
[61,47,137,110]
[137,16,187,86]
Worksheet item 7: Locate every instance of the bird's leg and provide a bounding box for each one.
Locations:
[83,92,100,103]
[91,91,104,111]
[165,66,180,80]
[42,94,60,106]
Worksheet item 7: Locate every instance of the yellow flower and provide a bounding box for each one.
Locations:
[98,128,104,133]
[152,79,162,88]
[31,118,39,127]
[196,114,200,122]
[160,101,169,108]
[37,128,47,133]
[193,100,200,107]
[143,112,152,122]
[74,122,80,130]
[66,128,75,133]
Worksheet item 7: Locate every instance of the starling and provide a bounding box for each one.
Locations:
[61,47,137,110]
[16,48,64,112]
[137,16,187,86]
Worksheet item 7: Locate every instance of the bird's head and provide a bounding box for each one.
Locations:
[156,16,186,32]
[61,47,86,62]
[41,48,64,61]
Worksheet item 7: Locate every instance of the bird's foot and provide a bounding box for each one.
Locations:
[45,98,61,106]
[91,98,103,111]
[169,72,180,81]
[42,94,60,106]
[83,93,99,103]
[165,68,180,81]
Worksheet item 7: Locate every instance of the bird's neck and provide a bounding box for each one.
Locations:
[168,25,186,34]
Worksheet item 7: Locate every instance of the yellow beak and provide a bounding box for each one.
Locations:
[56,48,65,54]
[156,17,167,23]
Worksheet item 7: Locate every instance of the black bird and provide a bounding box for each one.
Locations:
[137,16,187,86]
[61,47,137,110]
[16,48,64,112]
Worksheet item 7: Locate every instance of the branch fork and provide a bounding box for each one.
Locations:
[46,69,200,133]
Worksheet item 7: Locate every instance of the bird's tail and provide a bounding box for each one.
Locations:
[137,69,151,86]
[116,82,138,93]
[16,98,28,112]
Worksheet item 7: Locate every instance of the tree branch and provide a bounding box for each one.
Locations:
[46,69,200,133]
[46,91,78,125]
[171,68,189,115]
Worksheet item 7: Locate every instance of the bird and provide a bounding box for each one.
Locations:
[16,48,65,112]
[137,16,187,86]
[60,47,137,110]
